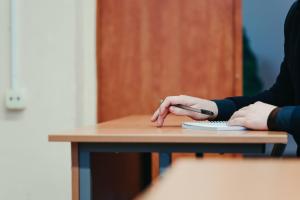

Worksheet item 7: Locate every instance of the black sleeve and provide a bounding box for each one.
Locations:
[268,106,300,144]
[213,2,297,121]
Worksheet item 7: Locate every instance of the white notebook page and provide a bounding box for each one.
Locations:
[182,121,246,131]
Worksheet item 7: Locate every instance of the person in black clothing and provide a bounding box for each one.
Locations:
[151,1,300,154]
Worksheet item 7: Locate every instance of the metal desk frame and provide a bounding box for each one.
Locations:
[77,142,286,200]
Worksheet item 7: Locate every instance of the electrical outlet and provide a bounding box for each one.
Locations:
[5,89,26,110]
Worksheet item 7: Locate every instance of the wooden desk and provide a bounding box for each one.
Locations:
[138,159,300,200]
[48,115,288,200]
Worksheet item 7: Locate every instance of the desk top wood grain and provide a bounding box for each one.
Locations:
[138,159,300,200]
[48,115,287,144]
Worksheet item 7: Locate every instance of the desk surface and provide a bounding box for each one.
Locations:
[48,115,287,144]
[138,159,300,200]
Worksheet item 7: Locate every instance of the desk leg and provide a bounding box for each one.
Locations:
[271,144,287,157]
[159,153,172,174]
[79,145,92,200]
[71,143,79,200]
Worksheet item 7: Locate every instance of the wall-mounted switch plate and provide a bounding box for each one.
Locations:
[5,89,26,110]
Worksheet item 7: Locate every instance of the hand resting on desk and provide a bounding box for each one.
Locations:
[151,95,277,130]
[228,101,276,130]
[151,95,218,127]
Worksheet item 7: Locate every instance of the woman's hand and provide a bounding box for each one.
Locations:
[228,101,277,130]
[151,95,218,127]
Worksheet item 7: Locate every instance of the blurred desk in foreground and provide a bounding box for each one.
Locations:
[48,115,287,200]
[138,159,300,200]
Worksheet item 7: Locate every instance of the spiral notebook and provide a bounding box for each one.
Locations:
[182,121,246,131]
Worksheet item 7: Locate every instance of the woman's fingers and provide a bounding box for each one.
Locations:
[156,109,170,127]
[151,108,160,122]
[169,106,192,116]
[169,106,205,120]
[229,105,251,121]
[151,96,186,125]
[159,96,189,116]
[230,110,247,120]
[151,96,182,122]
[151,95,211,126]
[228,117,246,126]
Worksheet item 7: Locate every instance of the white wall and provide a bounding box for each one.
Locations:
[0,0,96,200]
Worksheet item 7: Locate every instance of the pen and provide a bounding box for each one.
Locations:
[160,99,214,116]
[173,104,215,116]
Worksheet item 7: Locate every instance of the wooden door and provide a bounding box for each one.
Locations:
[96,0,242,199]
